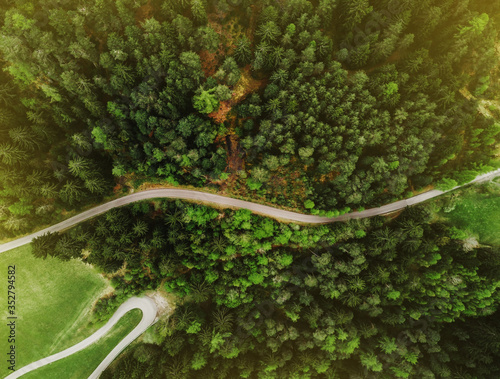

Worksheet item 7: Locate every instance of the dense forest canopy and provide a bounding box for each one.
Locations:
[0,0,499,238]
[2,0,500,377]
[33,187,500,378]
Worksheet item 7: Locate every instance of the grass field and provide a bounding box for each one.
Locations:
[0,245,108,378]
[442,184,500,246]
[21,309,142,379]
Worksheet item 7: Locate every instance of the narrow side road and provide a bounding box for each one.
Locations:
[1,168,499,254]
[5,296,157,379]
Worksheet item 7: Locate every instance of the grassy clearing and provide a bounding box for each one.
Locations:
[21,309,142,379]
[441,184,500,245]
[0,245,108,378]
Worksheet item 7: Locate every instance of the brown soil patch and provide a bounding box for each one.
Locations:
[135,1,153,24]
[208,66,266,125]
[318,171,340,183]
[226,134,244,171]
[208,100,232,124]
[200,49,219,77]
[208,14,246,54]
[199,14,233,75]
[260,159,308,209]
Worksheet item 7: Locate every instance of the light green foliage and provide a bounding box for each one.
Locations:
[386,290,401,300]
[304,200,315,209]
[475,75,490,96]
[442,185,500,245]
[91,126,108,145]
[436,178,458,191]
[384,82,398,97]
[193,89,219,114]
[191,352,207,370]
[460,13,489,35]
[360,352,383,372]
[8,200,33,216]
[249,272,265,285]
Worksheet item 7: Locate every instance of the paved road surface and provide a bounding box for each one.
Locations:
[5,296,157,379]
[1,168,499,254]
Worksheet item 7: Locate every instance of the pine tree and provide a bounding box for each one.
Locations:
[32,231,60,259]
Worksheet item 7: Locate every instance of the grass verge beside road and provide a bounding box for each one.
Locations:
[21,309,142,379]
[440,183,500,246]
[0,245,108,378]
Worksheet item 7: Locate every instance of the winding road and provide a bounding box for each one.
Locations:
[1,168,499,255]
[5,296,158,379]
[2,168,499,378]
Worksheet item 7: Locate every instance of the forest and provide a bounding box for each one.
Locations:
[2,0,500,377]
[1,0,500,238]
[33,188,500,378]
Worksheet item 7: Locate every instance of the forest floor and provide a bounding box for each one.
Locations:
[20,309,142,379]
[0,245,108,378]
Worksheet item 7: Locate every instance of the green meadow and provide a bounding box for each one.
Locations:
[0,244,108,378]
[21,309,142,379]
[442,184,500,246]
